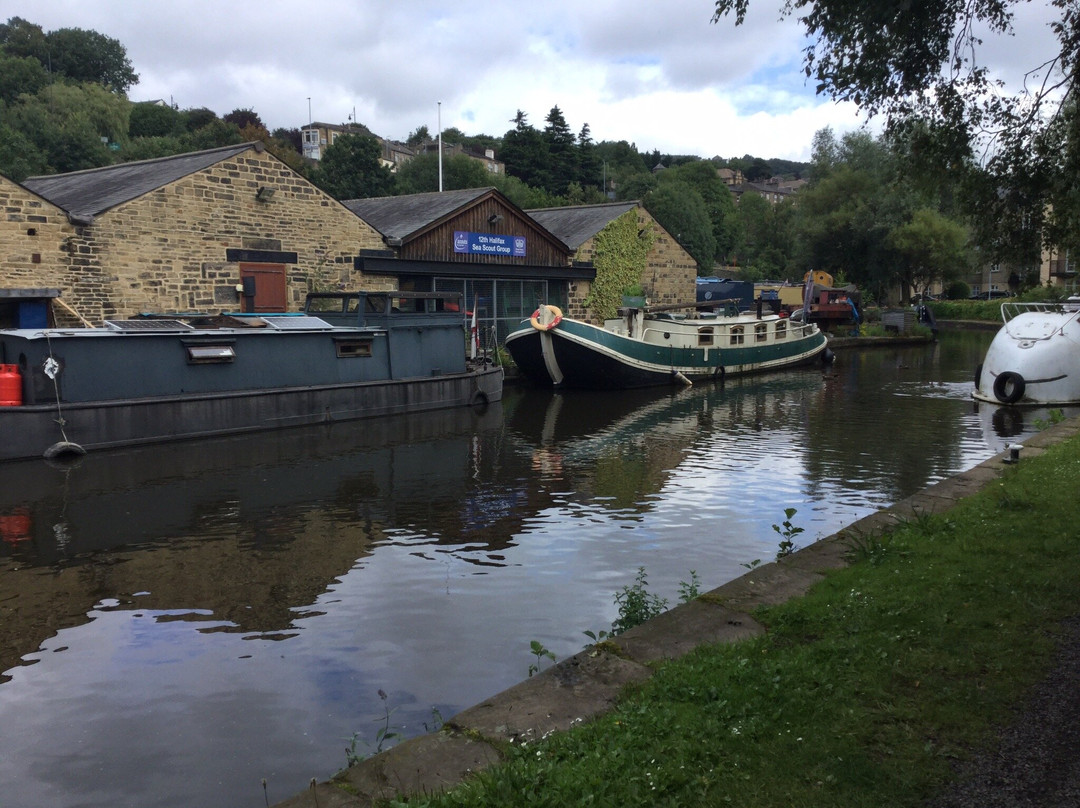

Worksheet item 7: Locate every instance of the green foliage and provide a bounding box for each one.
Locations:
[528,640,557,677]
[644,180,715,271]
[771,507,804,558]
[678,570,701,603]
[313,133,395,200]
[395,153,491,194]
[582,210,655,321]
[0,52,49,104]
[611,567,668,635]
[714,0,1079,273]
[944,280,970,300]
[129,102,184,139]
[43,26,139,92]
[345,688,400,767]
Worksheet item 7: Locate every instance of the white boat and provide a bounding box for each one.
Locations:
[973,298,1080,405]
[504,302,831,389]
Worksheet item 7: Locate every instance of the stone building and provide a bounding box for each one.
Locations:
[11,142,384,325]
[0,175,76,325]
[527,201,698,322]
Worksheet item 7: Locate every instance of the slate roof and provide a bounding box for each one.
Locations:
[21,143,259,221]
[342,187,494,241]
[526,201,638,251]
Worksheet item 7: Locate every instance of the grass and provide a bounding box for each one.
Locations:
[386,433,1080,808]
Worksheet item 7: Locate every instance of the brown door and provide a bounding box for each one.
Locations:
[239,263,288,313]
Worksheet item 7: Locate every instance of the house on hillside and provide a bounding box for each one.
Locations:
[415,141,505,175]
[344,187,580,345]
[527,200,698,322]
[9,142,384,324]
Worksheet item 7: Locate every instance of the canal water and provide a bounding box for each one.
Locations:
[0,329,1073,807]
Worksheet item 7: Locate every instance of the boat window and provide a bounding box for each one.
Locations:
[697,327,715,346]
[730,326,745,345]
[335,338,373,358]
[776,320,787,339]
[186,344,236,364]
[755,323,768,342]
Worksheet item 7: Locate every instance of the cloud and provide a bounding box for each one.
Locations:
[21,0,1058,162]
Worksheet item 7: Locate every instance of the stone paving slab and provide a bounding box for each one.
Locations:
[611,599,763,664]
[337,731,502,805]
[705,561,826,612]
[448,647,652,745]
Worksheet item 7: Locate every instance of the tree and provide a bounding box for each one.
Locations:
[888,208,970,303]
[5,82,129,172]
[395,152,490,194]
[644,181,717,271]
[0,124,47,181]
[577,123,605,192]
[713,0,1080,253]
[664,160,739,262]
[223,108,264,131]
[313,133,395,200]
[501,110,551,191]
[129,102,183,138]
[182,107,219,132]
[45,26,138,92]
[406,125,429,148]
[0,53,49,104]
[543,105,576,194]
[0,17,48,62]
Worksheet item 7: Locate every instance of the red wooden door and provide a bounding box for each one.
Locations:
[239,263,287,313]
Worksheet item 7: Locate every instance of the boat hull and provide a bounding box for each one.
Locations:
[0,366,502,461]
[505,315,828,389]
[0,291,503,461]
[973,305,1080,406]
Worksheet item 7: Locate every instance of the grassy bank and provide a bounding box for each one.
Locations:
[388,433,1080,808]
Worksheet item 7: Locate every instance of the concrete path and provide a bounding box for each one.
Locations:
[274,417,1080,808]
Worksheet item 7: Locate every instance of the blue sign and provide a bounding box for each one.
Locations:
[454,231,526,257]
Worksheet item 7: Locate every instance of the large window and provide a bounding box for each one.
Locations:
[427,277,568,349]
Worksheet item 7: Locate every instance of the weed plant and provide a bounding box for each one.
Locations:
[394,434,1080,808]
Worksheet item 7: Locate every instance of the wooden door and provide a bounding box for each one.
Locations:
[238,263,288,313]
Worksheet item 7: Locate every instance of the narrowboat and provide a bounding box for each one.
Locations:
[0,291,502,461]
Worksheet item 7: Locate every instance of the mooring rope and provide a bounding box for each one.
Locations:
[43,331,72,444]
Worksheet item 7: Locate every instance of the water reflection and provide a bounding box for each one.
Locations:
[1,330,1077,808]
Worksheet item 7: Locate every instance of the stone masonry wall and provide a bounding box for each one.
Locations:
[0,176,74,300]
[565,207,697,323]
[78,148,387,323]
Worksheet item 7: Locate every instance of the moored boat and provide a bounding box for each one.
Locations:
[973,298,1080,406]
[0,290,502,461]
[504,302,830,389]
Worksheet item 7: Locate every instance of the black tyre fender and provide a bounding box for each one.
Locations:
[974,363,982,390]
[992,371,1025,404]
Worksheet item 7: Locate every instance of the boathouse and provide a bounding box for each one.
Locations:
[344,188,586,346]
[8,143,385,326]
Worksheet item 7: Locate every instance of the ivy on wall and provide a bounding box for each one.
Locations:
[582,211,655,321]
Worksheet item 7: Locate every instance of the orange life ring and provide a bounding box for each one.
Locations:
[530,305,563,331]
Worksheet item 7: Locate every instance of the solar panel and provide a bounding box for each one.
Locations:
[104,319,193,332]
[261,316,334,330]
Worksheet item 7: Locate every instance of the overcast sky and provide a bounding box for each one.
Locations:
[20,0,1063,162]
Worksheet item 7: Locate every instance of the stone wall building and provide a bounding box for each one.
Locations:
[0,175,74,315]
[10,142,384,325]
[527,201,698,323]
